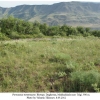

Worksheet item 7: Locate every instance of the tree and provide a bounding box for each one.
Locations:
[47,26,60,36]
[16,19,25,34]
[92,30,100,37]
[0,16,17,35]
[67,27,78,36]
[85,27,90,33]
[76,26,85,35]
[33,21,40,27]
[39,23,48,35]
[32,26,41,34]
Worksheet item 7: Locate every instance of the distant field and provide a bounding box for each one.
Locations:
[0,37,100,92]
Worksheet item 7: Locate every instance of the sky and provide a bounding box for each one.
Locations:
[0,0,100,7]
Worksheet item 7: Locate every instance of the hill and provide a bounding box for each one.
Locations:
[0,2,100,29]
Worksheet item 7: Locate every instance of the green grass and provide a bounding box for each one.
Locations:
[0,37,100,92]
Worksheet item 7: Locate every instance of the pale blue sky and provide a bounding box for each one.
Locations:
[0,0,100,7]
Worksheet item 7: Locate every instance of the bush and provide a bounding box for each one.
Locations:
[8,31,20,39]
[0,33,9,40]
[70,70,100,92]
[59,31,66,36]
[92,31,100,37]
[49,53,71,64]
[33,33,45,38]
[64,61,79,75]
[94,59,100,66]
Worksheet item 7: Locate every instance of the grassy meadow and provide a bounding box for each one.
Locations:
[0,37,100,92]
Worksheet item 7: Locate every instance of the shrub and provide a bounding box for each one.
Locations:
[49,53,71,64]
[33,33,45,38]
[8,31,20,39]
[92,30,100,37]
[0,33,9,40]
[94,59,100,66]
[59,31,66,36]
[64,61,79,75]
[70,70,100,92]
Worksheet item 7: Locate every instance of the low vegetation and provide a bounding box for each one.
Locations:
[0,37,100,92]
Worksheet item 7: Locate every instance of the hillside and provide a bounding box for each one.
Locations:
[0,2,100,29]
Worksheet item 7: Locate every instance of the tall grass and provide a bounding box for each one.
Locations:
[0,37,100,92]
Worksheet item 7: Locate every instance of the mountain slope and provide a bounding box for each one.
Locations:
[0,2,100,29]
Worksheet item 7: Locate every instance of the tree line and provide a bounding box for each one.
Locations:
[0,16,100,40]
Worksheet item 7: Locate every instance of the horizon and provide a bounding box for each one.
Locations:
[0,0,100,8]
